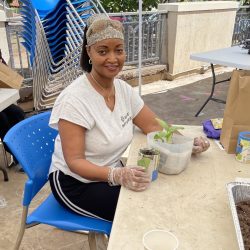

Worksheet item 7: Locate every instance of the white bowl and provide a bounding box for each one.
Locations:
[143,229,179,250]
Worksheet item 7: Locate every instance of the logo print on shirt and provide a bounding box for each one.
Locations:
[121,112,132,128]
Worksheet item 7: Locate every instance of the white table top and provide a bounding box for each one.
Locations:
[0,88,20,112]
[190,46,250,70]
[108,126,250,250]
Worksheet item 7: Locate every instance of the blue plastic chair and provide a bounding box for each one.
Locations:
[4,111,112,250]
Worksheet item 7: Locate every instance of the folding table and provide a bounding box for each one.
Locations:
[190,46,250,117]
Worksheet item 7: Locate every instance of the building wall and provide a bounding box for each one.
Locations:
[159,1,239,79]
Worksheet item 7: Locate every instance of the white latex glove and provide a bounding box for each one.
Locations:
[111,166,151,192]
[192,136,210,154]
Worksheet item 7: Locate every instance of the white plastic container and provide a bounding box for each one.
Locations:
[143,229,179,250]
[147,132,193,175]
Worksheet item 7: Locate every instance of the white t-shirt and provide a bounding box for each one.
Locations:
[49,74,144,183]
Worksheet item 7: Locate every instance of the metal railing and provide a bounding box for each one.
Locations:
[232,6,250,45]
[110,11,165,66]
[2,0,32,80]
[0,0,6,10]
[5,17,32,81]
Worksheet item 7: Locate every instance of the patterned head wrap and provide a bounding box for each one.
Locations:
[86,14,124,46]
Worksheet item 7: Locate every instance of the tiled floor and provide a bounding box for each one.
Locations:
[142,70,231,125]
[0,166,90,250]
[0,67,232,250]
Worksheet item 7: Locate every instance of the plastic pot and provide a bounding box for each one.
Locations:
[147,132,193,175]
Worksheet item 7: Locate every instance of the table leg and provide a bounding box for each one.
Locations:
[195,63,230,117]
[0,141,9,181]
[0,167,8,181]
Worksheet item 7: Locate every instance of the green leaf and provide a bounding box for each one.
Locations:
[168,127,182,135]
[158,131,167,138]
[137,157,151,169]
[154,118,185,144]
[154,131,166,142]
[100,0,160,12]
[165,132,173,143]
[154,134,162,141]
[155,118,169,130]
[236,154,242,161]
[171,126,184,131]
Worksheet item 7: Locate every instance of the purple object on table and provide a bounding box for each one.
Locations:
[202,119,221,139]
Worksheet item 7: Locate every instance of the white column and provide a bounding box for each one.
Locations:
[158,1,239,79]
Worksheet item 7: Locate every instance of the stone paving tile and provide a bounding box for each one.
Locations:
[142,71,231,126]
[0,166,90,250]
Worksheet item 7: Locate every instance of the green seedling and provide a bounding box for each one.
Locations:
[154,118,184,144]
[137,157,151,170]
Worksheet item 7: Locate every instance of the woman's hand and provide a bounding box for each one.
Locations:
[111,166,151,191]
[192,136,210,154]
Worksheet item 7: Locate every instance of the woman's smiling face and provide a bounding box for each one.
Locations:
[87,38,126,80]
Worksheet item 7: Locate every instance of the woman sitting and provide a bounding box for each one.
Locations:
[48,14,210,223]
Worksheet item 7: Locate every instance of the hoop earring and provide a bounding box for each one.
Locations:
[89,59,92,65]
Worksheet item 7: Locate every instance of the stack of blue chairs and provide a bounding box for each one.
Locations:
[19,0,38,65]
[19,0,106,110]
[20,0,94,65]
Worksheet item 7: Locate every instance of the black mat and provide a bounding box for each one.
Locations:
[142,72,231,125]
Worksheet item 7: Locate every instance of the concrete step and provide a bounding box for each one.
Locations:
[18,64,167,112]
[118,64,167,87]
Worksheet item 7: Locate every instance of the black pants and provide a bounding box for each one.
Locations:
[0,104,25,139]
[0,104,25,157]
[49,170,121,222]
